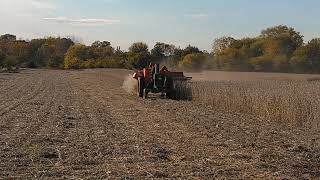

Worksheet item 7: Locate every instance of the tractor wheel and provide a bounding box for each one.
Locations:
[137,77,145,97]
[168,80,192,101]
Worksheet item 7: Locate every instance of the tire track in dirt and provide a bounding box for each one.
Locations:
[25,72,72,179]
[0,71,37,99]
[56,74,142,178]
[0,72,48,149]
[0,78,32,106]
[0,80,46,117]
[0,73,25,92]
[0,71,47,117]
[0,71,63,178]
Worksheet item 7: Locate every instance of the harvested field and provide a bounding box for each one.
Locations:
[0,69,320,179]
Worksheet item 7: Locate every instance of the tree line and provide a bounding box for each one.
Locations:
[212,25,320,73]
[1,25,320,73]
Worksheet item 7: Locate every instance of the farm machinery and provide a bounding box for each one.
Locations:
[133,64,192,100]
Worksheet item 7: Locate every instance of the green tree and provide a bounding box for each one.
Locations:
[3,56,19,70]
[0,34,31,68]
[64,44,90,69]
[0,40,32,68]
[47,55,64,68]
[91,46,114,59]
[28,37,74,68]
[128,42,150,69]
[91,41,111,48]
[151,42,175,63]
[179,53,206,71]
[212,26,304,72]
[214,48,247,70]
[261,25,303,56]
[9,40,32,67]
[81,58,97,68]
[291,38,320,73]
[28,39,47,67]
[0,34,16,42]
[111,47,127,68]
[0,50,6,67]
[45,38,74,68]
[212,36,236,54]
[182,45,202,57]
[249,55,287,72]
[165,47,183,68]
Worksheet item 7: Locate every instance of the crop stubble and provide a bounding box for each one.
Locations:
[0,69,319,179]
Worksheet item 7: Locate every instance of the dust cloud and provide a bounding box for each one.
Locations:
[122,74,137,94]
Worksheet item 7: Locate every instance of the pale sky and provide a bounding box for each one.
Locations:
[0,0,319,51]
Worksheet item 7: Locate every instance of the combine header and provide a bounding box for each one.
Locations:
[133,64,192,100]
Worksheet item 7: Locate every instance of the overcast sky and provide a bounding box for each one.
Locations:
[0,0,319,51]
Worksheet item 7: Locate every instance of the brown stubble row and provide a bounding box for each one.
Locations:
[191,80,320,129]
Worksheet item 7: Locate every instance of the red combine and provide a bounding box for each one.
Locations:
[133,63,192,99]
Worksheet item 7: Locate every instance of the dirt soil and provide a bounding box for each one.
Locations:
[0,69,319,179]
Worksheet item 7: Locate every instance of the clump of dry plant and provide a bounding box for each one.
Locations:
[192,80,320,128]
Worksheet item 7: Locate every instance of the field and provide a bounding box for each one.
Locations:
[0,69,320,179]
[190,71,320,129]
